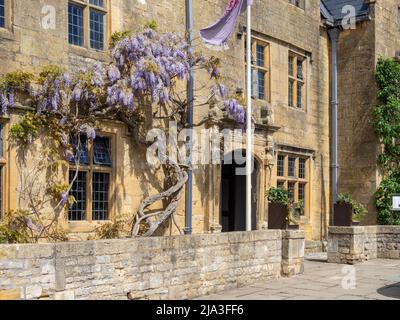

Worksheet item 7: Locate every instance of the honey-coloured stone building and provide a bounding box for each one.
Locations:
[0,0,397,243]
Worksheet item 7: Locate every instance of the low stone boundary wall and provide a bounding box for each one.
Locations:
[0,230,304,300]
[328,226,400,264]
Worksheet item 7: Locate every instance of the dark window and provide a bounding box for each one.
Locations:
[299,158,306,179]
[277,155,285,177]
[288,80,294,107]
[256,44,265,67]
[93,137,112,166]
[257,70,265,100]
[90,9,105,50]
[68,171,87,221]
[92,172,109,220]
[90,0,104,7]
[288,56,294,77]
[68,3,84,46]
[288,157,296,177]
[297,83,303,109]
[70,135,89,165]
[298,183,306,202]
[297,59,304,80]
[0,0,5,28]
[277,181,285,190]
[288,182,295,202]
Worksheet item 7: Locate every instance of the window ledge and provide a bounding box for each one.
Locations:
[68,220,111,233]
[0,28,15,41]
[68,44,111,62]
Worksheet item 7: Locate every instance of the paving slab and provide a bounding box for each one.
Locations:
[196,255,400,300]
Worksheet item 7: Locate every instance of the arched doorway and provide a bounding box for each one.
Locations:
[221,151,259,232]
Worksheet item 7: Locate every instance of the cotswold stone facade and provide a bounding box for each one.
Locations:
[1,0,393,242]
[336,0,400,224]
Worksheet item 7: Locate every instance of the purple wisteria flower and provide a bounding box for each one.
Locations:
[86,126,96,140]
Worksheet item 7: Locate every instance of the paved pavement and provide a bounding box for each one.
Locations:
[198,253,400,300]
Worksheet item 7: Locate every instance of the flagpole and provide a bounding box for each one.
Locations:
[246,3,252,232]
[185,0,194,235]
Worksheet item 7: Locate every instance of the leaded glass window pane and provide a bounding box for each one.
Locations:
[288,80,294,107]
[256,44,264,67]
[69,171,87,221]
[297,82,303,109]
[90,0,104,8]
[288,157,296,178]
[288,56,294,77]
[92,172,109,220]
[278,155,285,177]
[288,182,295,202]
[68,3,84,46]
[70,135,89,165]
[90,9,105,50]
[93,137,112,166]
[257,70,265,100]
[297,59,304,80]
[299,158,306,179]
[0,0,5,28]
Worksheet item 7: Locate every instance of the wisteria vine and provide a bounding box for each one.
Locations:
[0,27,247,240]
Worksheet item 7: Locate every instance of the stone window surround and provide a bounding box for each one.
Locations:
[288,51,307,110]
[68,0,110,52]
[276,145,314,218]
[68,132,116,230]
[246,35,271,103]
[252,38,271,102]
[0,0,14,40]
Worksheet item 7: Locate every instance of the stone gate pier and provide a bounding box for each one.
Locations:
[328,226,400,265]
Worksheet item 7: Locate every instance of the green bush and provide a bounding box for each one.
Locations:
[374,171,400,225]
[267,187,289,205]
[373,57,400,225]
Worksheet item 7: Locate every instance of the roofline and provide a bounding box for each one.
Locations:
[320,2,371,29]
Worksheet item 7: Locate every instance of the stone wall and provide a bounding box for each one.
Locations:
[0,230,305,300]
[327,226,400,265]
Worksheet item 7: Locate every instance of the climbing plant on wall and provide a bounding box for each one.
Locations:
[0,24,247,242]
[373,57,400,225]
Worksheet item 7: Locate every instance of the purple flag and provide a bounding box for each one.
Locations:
[200,0,253,49]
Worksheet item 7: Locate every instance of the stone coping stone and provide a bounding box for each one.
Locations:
[0,230,285,255]
[282,230,305,239]
[328,226,365,234]
[329,226,400,235]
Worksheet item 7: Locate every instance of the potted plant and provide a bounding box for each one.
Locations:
[267,187,289,230]
[334,193,368,226]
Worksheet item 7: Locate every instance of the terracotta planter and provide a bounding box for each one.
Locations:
[333,203,353,226]
[268,203,288,230]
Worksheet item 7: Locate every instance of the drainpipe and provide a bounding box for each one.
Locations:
[184,0,194,235]
[328,27,340,225]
